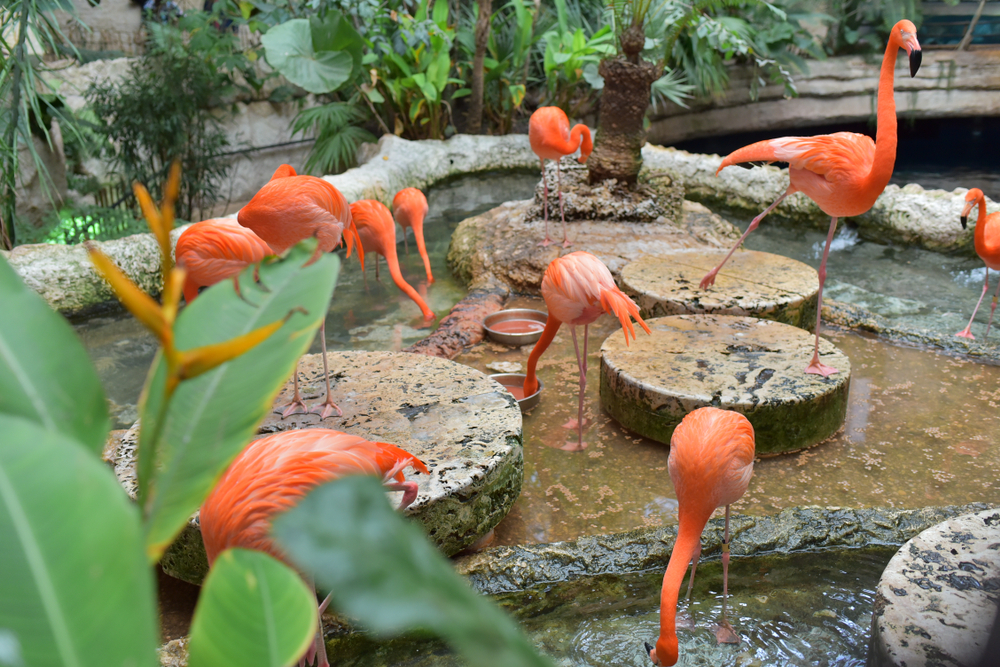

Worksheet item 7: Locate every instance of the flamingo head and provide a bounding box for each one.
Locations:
[891,20,921,77]
[645,638,677,666]
[961,188,984,229]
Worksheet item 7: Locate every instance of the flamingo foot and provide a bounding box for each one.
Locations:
[560,439,587,452]
[561,238,573,249]
[309,397,343,420]
[955,328,975,340]
[699,270,719,290]
[714,619,740,645]
[538,237,554,247]
[804,358,839,377]
[279,397,310,418]
[561,417,588,430]
[675,609,696,630]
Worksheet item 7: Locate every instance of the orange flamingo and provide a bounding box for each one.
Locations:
[528,106,593,248]
[238,164,364,419]
[705,20,922,377]
[174,218,272,303]
[956,188,1000,340]
[200,428,428,667]
[351,199,435,322]
[392,187,434,284]
[646,407,755,667]
[523,251,650,450]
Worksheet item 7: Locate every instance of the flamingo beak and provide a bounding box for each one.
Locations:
[644,642,657,664]
[909,47,922,77]
[961,215,968,230]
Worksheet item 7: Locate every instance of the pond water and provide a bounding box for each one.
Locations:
[328,547,893,666]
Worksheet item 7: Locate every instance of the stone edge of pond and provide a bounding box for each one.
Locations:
[641,144,998,256]
[454,503,999,596]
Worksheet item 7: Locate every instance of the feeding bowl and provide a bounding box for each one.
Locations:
[489,373,543,413]
[483,309,548,346]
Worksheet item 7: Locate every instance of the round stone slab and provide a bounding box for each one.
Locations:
[869,508,1000,667]
[114,350,523,585]
[600,314,850,454]
[620,251,818,328]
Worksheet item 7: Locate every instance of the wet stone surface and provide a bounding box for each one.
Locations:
[600,315,850,454]
[115,350,524,584]
[620,250,819,328]
[870,508,1000,667]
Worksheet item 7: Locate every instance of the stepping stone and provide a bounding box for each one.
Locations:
[619,251,818,328]
[115,350,524,585]
[600,314,850,454]
[869,508,1000,667]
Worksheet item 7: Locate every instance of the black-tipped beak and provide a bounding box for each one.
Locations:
[961,215,968,230]
[645,642,654,654]
[909,48,922,78]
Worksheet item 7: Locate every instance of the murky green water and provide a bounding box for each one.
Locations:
[328,548,891,666]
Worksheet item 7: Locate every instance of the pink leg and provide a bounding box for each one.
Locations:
[986,274,1000,338]
[562,324,587,451]
[310,320,343,419]
[957,267,989,339]
[805,216,839,377]
[715,505,740,644]
[538,158,553,247]
[279,361,309,418]
[700,189,792,289]
[674,537,701,630]
[385,480,420,509]
[558,160,572,248]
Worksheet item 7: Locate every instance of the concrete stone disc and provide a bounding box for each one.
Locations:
[600,314,850,454]
[869,508,1000,667]
[114,350,524,584]
[620,251,819,328]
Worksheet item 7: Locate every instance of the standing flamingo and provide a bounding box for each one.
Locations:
[392,188,434,284]
[528,107,593,248]
[238,164,364,419]
[522,251,650,451]
[704,20,922,377]
[175,218,272,303]
[200,428,428,667]
[646,407,755,667]
[351,199,435,322]
[956,188,1000,340]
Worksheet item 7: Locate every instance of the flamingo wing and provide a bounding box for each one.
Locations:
[719,133,875,186]
[239,176,352,255]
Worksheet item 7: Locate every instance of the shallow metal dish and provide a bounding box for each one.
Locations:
[483,308,548,346]
[488,373,543,413]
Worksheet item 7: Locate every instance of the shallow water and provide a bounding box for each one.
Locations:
[459,295,1000,547]
[73,172,539,429]
[329,547,892,666]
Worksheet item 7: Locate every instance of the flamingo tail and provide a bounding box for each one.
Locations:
[376,442,430,481]
[600,288,650,345]
[523,315,561,396]
[655,508,713,666]
[716,139,783,175]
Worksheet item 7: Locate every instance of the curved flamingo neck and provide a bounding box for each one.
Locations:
[868,40,903,194]
[975,197,988,251]
[570,124,592,160]
[523,316,561,395]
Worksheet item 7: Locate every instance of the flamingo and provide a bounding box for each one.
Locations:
[704,20,922,377]
[646,407,755,667]
[522,251,650,451]
[238,164,364,419]
[956,188,1000,340]
[350,199,435,323]
[200,428,428,667]
[174,218,272,303]
[528,106,593,248]
[392,188,434,284]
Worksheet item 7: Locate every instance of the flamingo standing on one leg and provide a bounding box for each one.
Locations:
[351,199,435,323]
[200,428,428,667]
[522,251,650,451]
[955,188,1000,340]
[238,164,364,419]
[646,407,755,667]
[175,218,273,303]
[704,20,922,377]
[392,188,434,284]
[528,107,593,248]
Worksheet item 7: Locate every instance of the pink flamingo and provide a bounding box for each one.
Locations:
[392,188,434,284]
[174,218,271,303]
[955,188,1000,340]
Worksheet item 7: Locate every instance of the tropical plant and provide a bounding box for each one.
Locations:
[824,0,923,54]
[539,0,616,117]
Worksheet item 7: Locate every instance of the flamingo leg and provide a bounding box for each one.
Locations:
[385,480,420,509]
[683,540,702,603]
[558,160,572,248]
[805,216,839,377]
[538,158,553,247]
[309,320,343,420]
[957,267,989,340]
[673,538,701,630]
[279,361,310,418]
[563,324,587,451]
[700,189,792,289]
[300,592,332,667]
[715,505,740,644]
[252,263,270,293]
[986,273,1000,338]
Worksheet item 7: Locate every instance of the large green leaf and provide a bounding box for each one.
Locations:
[188,549,317,667]
[272,476,555,667]
[261,18,354,94]
[0,257,109,457]
[139,243,339,559]
[309,10,364,79]
[0,414,156,667]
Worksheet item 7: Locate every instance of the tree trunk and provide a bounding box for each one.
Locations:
[466,0,492,134]
[587,57,660,186]
[957,0,987,51]
[1,0,31,249]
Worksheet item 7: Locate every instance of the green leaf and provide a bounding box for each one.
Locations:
[0,414,156,667]
[261,19,354,94]
[272,476,555,667]
[431,0,448,27]
[364,87,384,104]
[309,10,364,79]
[451,88,471,99]
[0,257,109,456]
[139,243,339,560]
[188,549,317,667]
